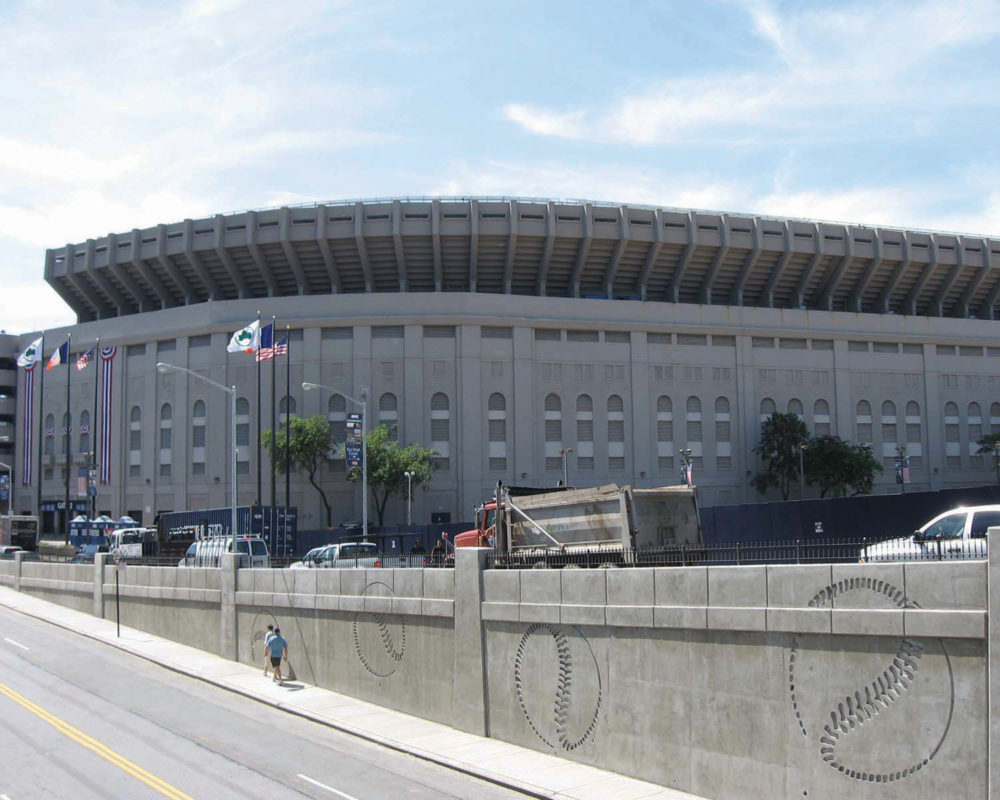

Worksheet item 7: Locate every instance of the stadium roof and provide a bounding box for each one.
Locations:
[46,197,1000,322]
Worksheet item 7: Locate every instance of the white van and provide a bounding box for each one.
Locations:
[860,505,1000,562]
[109,527,157,559]
[178,536,270,568]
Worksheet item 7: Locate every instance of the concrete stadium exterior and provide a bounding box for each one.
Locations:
[6,197,1000,531]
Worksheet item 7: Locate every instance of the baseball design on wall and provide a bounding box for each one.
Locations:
[513,623,602,752]
[352,582,406,678]
[788,577,954,785]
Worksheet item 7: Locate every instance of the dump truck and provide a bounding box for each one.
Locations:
[456,482,702,565]
[0,515,40,551]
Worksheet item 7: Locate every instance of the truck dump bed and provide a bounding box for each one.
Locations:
[630,486,701,548]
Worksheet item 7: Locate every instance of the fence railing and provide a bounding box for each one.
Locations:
[486,536,989,569]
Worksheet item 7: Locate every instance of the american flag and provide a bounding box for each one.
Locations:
[256,332,288,361]
[76,347,95,371]
[255,323,274,362]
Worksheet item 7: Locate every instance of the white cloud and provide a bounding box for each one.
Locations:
[0,283,76,334]
[506,0,1000,145]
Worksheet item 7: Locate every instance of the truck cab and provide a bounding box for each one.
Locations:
[455,502,496,548]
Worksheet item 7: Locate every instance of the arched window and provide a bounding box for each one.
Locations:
[607,394,625,471]
[656,396,673,472]
[685,396,702,468]
[430,392,450,469]
[813,399,831,436]
[79,410,91,461]
[378,393,398,441]
[325,395,348,472]
[905,401,923,466]
[576,395,594,471]
[192,400,207,476]
[944,402,961,467]
[544,393,563,472]
[787,398,803,417]
[760,398,776,421]
[715,397,731,469]
[992,401,1000,435]
[158,404,172,479]
[279,395,296,422]
[969,402,983,466]
[880,401,897,465]
[488,393,507,472]
[44,413,55,456]
[129,406,142,480]
[855,400,872,444]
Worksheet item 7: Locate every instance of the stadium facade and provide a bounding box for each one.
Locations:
[6,197,1000,533]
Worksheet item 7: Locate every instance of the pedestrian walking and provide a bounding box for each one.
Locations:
[268,627,288,683]
[262,624,275,677]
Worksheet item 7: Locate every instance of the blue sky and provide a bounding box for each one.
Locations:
[1,0,998,332]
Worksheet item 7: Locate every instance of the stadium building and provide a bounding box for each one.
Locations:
[6,197,1000,533]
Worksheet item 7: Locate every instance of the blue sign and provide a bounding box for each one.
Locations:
[345,412,363,468]
[0,474,8,502]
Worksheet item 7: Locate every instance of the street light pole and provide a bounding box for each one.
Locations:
[404,470,413,526]
[799,444,807,498]
[303,382,368,541]
[157,363,238,540]
[0,461,11,515]
[560,448,572,487]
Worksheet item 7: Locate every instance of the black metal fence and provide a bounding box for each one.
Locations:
[486,535,988,569]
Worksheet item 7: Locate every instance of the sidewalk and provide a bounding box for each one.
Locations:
[0,587,703,800]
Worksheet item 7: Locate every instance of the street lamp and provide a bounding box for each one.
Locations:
[404,470,413,526]
[0,461,11,516]
[679,448,693,487]
[157,363,238,539]
[560,448,573,487]
[302,382,368,541]
[799,443,807,498]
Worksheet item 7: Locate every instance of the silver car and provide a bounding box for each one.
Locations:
[860,504,1000,562]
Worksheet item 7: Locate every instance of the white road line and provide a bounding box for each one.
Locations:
[3,638,28,651]
[296,773,362,800]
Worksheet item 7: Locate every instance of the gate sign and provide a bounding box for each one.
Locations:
[345,412,363,468]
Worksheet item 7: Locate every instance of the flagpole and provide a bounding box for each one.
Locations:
[35,333,45,521]
[284,324,290,510]
[92,338,99,521]
[256,309,261,508]
[64,333,71,544]
[270,315,276,508]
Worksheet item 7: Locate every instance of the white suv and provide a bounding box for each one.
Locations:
[860,505,1000,562]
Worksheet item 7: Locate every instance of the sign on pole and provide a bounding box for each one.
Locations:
[345,412,363,468]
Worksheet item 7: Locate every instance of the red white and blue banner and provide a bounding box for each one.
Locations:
[99,346,117,484]
[21,365,34,485]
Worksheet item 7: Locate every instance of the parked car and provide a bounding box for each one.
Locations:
[178,536,270,568]
[860,505,1000,562]
[313,541,382,569]
[0,546,38,561]
[289,546,327,569]
[72,544,110,563]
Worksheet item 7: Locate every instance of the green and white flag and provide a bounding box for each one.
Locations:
[17,336,43,367]
[227,319,261,354]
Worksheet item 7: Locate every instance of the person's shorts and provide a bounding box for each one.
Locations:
[270,655,282,667]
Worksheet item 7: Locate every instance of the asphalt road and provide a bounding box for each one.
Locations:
[0,606,526,800]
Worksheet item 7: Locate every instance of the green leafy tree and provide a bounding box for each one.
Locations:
[348,424,435,526]
[804,435,883,498]
[263,415,336,526]
[751,412,809,500]
[976,432,1000,483]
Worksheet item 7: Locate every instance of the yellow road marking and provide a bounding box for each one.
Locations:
[0,682,195,800]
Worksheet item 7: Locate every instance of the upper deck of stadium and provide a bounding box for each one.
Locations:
[45,197,1000,322]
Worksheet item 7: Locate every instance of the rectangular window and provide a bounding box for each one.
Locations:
[160,429,172,449]
[604,331,630,343]
[423,326,455,338]
[657,421,673,440]
[159,464,171,478]
[577,419,594,440]
[156,339,176,353]
[192,462,206,476]
[129,464,140,479]
[608,421,625,442]
[236,461,250,475]
[712,335,736,347]
[811,339,834,350]
[127,344,146,357]
[321,327,353,340]
[488,420,506,440]
[686,421,702,441]
[193,426,206,448]
[236,424,249,447]
[608,457,625,471]
[902,343,923,354]
[779,338,808,350]
[873,342,899,354]
[647,333,672,345]
[482,326,513,339]
[848,341,870,352]
[432,456,450,470]
[372,325,404,338]
[431,419,449,440]
[577,456,594,470]
[535,329,561,341]
[752,337,775,348]
[857,423,872,443]
[544,420,561,441]
[882,424,897,443]
[715,421,730,440]
[716,456,732,469]
[130,430,141,450]
[545,457,562,471]
[567,330,599,343]
[677,334,707,346]
[189,334,211,348]
[936,344,956,355]
[959,345,983,356]
[489,457,507,471]
[906,423,921,442]
[658,456,674,471]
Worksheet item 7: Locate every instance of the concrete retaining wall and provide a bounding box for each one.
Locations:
[4,547,994,800]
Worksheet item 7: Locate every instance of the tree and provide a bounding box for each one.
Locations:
[804,435,883,498]
[976,432,1000,483]
[348,424,436,526]
[263,415,336,526]
[751,412,809,500]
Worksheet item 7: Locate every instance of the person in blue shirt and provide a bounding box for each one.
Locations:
[268,627,288,683]
[262,624,275,677]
